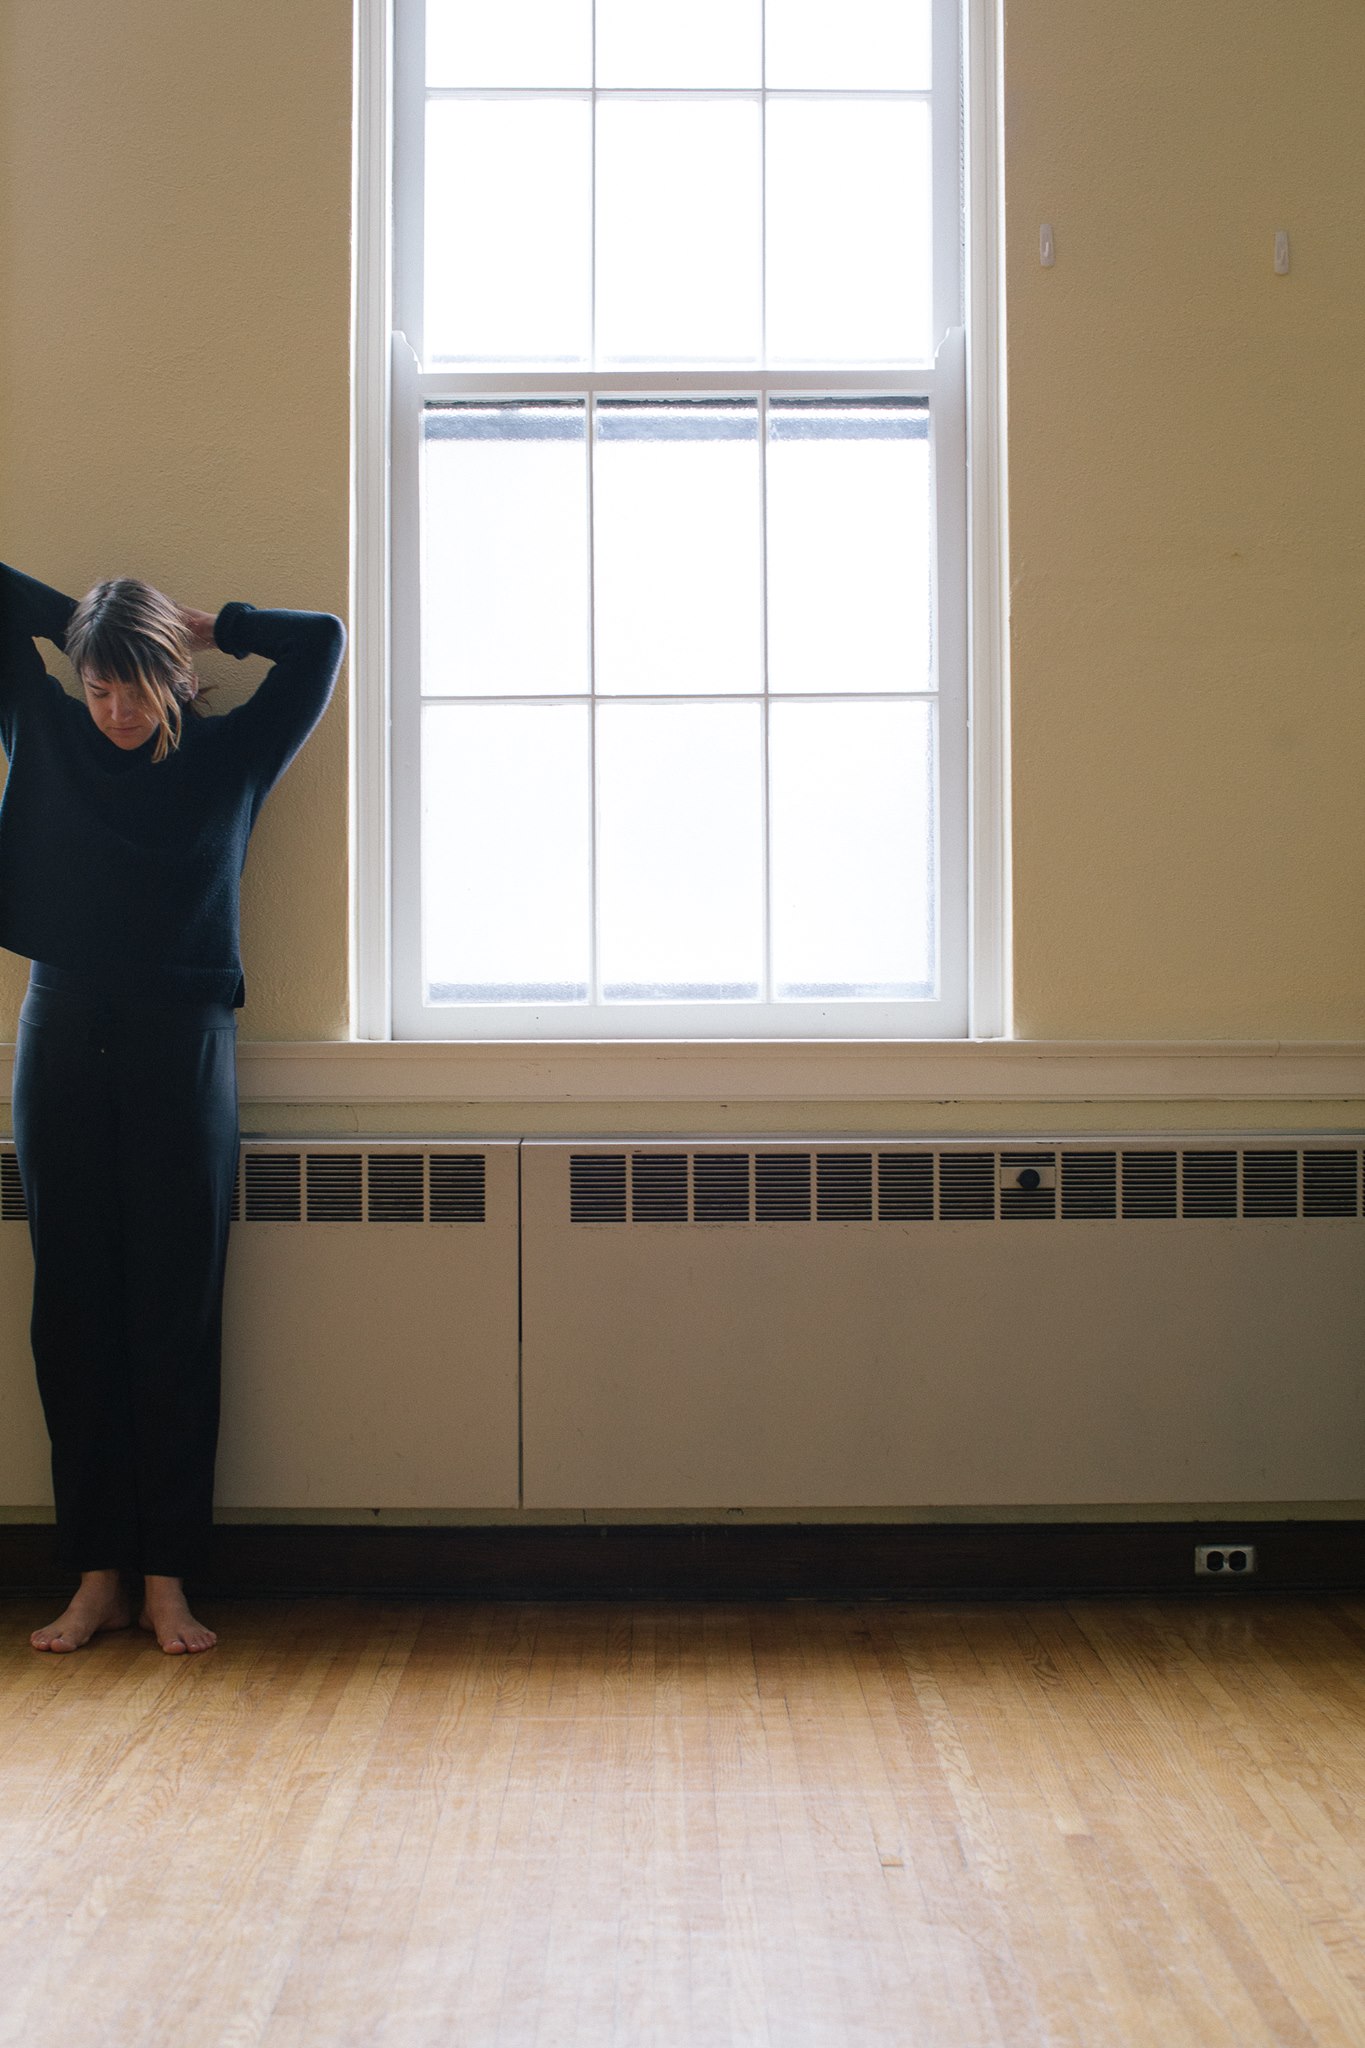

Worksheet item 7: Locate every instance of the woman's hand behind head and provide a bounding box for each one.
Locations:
[176,606,217,653]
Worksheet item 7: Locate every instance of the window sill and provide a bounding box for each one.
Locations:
[2,1039,1360,1107]
[109,1037,1365,1105]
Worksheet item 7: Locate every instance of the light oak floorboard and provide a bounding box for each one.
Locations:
[1,1596,1364,2047]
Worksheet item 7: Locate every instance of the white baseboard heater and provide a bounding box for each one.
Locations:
[0,1137,1360,1516]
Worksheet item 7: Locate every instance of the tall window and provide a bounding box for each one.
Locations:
[389,0,968,1039]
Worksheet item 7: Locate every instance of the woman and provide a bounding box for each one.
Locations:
[0,560,345,1653]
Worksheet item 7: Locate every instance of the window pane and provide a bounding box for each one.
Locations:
[425,98,590,363]
[767,400,931,694]
[426,0,591,87]
[770,701,935,997]
[422,405,588,697]
[423,704,591,1002]
[597,703,763,999]
[594,402,761,697]
[766,99,932,362]
[596,100,760,363]
[596,0,761,87]
[765,0,932,89]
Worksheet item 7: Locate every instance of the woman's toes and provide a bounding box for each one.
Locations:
[148,1615,216,1653]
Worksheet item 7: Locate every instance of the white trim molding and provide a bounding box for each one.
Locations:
[965,0,1010,1038]
[351,0,395,1040]
[232,1039,1365,1104]
[365,0,995,1047]
[0,1040,1352,1107]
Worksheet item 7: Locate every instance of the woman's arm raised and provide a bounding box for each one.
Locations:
[210,600,347,793]
[0,563,78,752]
[1,561,77,658]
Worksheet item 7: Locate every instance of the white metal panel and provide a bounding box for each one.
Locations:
[0,1228,50,1502]
[0,1142,521,1513]
[521,1140,1365,1509]
[219,1142,519,1508]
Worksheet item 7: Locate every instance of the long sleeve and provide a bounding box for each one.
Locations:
[0,563,78,755]
[212,600,346,795]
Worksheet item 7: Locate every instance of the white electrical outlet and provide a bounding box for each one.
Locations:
[1195,1543,1258,1577]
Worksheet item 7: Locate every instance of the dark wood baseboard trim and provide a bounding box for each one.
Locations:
[0,1520,1362,1601]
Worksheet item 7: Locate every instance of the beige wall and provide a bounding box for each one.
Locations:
[0,0,352,1041]
[1,2,1361,1129]
[1005,0,1365,1041]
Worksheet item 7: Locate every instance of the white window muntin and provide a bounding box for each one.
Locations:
[387,0,968,1040]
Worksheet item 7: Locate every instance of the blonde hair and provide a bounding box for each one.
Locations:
[65,577,210,764]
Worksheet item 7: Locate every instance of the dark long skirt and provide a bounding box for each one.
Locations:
[11,965,239,1578]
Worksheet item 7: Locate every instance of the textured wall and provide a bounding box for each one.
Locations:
[1005,0,1365,1039]
[1,1,1361,1079]
[0,0,352,1039]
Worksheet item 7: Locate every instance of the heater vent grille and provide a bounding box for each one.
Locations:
[1061,1152,1117,1219]
[694,1153,751,1222]
[755,1151,812,1222]
[227,1148,488,1225]
[936,1151,996,1220]
[570,1153,626,1222]
[877,1152,935,1220]
[430,1154,487,1222]
[0,1141,1354,1232]
[631,1154,688,1222]
[367,1153,424,1223]
[565,1146,1365,1224]
[1,1151,28,1223]
[245,1151,301,1222]
[1181,1150,1238,1219]
[1121,1151,1178,1219]
[1243,1150,1299,1218]
[817,1152,873,1221]
[1303,1150,1359,1218]
[306,1153,362,1222]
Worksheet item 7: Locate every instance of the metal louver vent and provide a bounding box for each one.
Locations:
[632,1153,688,1222]
[1243,1151,1298,1218]
[368,1153,424,1222]
[939,1152,995,1220]
[1181,1150,1238,1219]
[1303,1151,1359,1219]
[695,1153,751,1222]
[878,1151,934,1220]
[1122,1152,1176,1219]
[430,1154,486,1222]
[245,1152,302,1222]
[228,1148,489,1224]
[306,1153,362,1222]
[0,1151,27,1223]
[756,1152,812,1222]
[817,1152,873,1221]
[571,1153,627,1222]
[1000,1151,1057,1220]
[1061,1152,1116,1219]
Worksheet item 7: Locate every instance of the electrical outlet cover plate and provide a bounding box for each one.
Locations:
[1195,1543,1258,1577]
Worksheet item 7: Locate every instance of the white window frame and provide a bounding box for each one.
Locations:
[351,0,1008,1045]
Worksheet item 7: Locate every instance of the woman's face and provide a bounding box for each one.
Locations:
[82,675,157,750]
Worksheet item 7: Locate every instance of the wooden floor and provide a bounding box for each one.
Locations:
[1,1598,1364,2047]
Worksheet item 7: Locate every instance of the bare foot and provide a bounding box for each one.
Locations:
[139,1575,217,1655]
[30,1570,133,1652]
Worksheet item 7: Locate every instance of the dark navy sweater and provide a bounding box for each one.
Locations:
[0,562,346,1008]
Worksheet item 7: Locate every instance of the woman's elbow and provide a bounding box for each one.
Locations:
[314,613,347,669]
